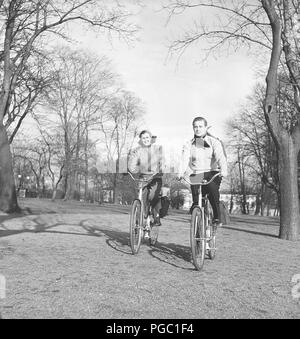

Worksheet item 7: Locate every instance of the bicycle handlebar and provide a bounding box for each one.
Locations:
[127,171,158,184]
[180,172,221,186]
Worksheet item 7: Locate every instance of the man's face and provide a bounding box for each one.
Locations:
[140,133,151,146]
[193,120,207,137]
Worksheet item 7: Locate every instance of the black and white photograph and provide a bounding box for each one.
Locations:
[0,0,299,321]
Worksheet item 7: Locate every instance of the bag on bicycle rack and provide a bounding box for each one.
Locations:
[220,200,230,225]
[159,196,170,218]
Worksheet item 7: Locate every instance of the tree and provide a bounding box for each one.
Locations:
[166,0,300,240]
[43,47,116,201]
[5,52,52,144]
[0,0,137,212]
[36,128,65,201]
[227,84,280,215]
[99,90,144,203]
[13,142,47,198]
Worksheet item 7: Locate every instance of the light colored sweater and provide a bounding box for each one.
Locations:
[128,144,164,175]
[179,135,228,177]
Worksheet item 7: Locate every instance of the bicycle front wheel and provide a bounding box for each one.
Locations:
[129,200,143,254]
[190,207,206,271]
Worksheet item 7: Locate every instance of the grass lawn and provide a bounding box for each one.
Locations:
[0,198,299,319]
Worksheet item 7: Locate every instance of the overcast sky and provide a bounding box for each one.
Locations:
[72,1,262,151]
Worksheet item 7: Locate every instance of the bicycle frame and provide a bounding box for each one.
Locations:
[181,172,220,211]
[180,172,221,269]
[128,171,157,230]
[181,172,220,246]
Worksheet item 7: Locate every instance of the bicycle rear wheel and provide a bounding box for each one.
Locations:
[129,200,143,254]
[190,207,206,271]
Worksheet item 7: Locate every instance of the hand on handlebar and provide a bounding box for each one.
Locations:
[220,171,227,178]
[127,171,159,182]
[180,172,221,186]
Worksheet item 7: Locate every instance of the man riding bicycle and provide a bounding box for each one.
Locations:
[128,130,165,228]
[177,117,228,227]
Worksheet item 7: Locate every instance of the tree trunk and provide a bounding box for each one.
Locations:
[262,0,300,240]
[237,149,247,214]
[51,188,57,201]
[64,154,73,200]
[298,151,300,202]
[278,135,300,240]
[112,157,120,204]
[0,124,20,212]
[229,194,234,214]
[84,129,89,202]
[254,193,261,215]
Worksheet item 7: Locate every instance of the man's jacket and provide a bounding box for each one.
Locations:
[179,134,227,177]
[128,143,164,176]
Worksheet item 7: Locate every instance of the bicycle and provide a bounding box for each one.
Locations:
[128,172,160,255]
[181,172,221,271]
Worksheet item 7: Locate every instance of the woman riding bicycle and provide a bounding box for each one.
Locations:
[177,117,228,227]
[128,130,164,226]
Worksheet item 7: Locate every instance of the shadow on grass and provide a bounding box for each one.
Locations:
[222,225,279,238]
[229,215,279,226]
[2,210,281,271]
[147,241,194,271]
[0,212,194,269]
[92,225,195,270]
[0,221,68,238]
[0,215,94,239]
[83,225,132,255]
[15,216,194,269]
[0,206,57,234]
[0,216,133,256]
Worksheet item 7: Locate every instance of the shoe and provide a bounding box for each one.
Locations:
[213,219,223,227]
[144,231,150,239]
[153,216,161,226]
[212,219,222,235]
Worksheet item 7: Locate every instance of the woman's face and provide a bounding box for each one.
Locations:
[193,120,207,137]
[140,132,152,146]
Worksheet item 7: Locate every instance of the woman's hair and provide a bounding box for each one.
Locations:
[192,117,208,127]
[139,129,152,138]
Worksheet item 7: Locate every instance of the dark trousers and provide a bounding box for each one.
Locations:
[190,171,222,220]
[142,178,162,218]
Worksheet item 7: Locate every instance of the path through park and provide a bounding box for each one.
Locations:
[0,199,299,319]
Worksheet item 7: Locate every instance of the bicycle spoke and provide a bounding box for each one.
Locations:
[190,208,206,270]
[129,200,143,254]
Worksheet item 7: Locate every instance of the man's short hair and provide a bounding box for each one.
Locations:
[192,117,208,127]
[139,130,152,138]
